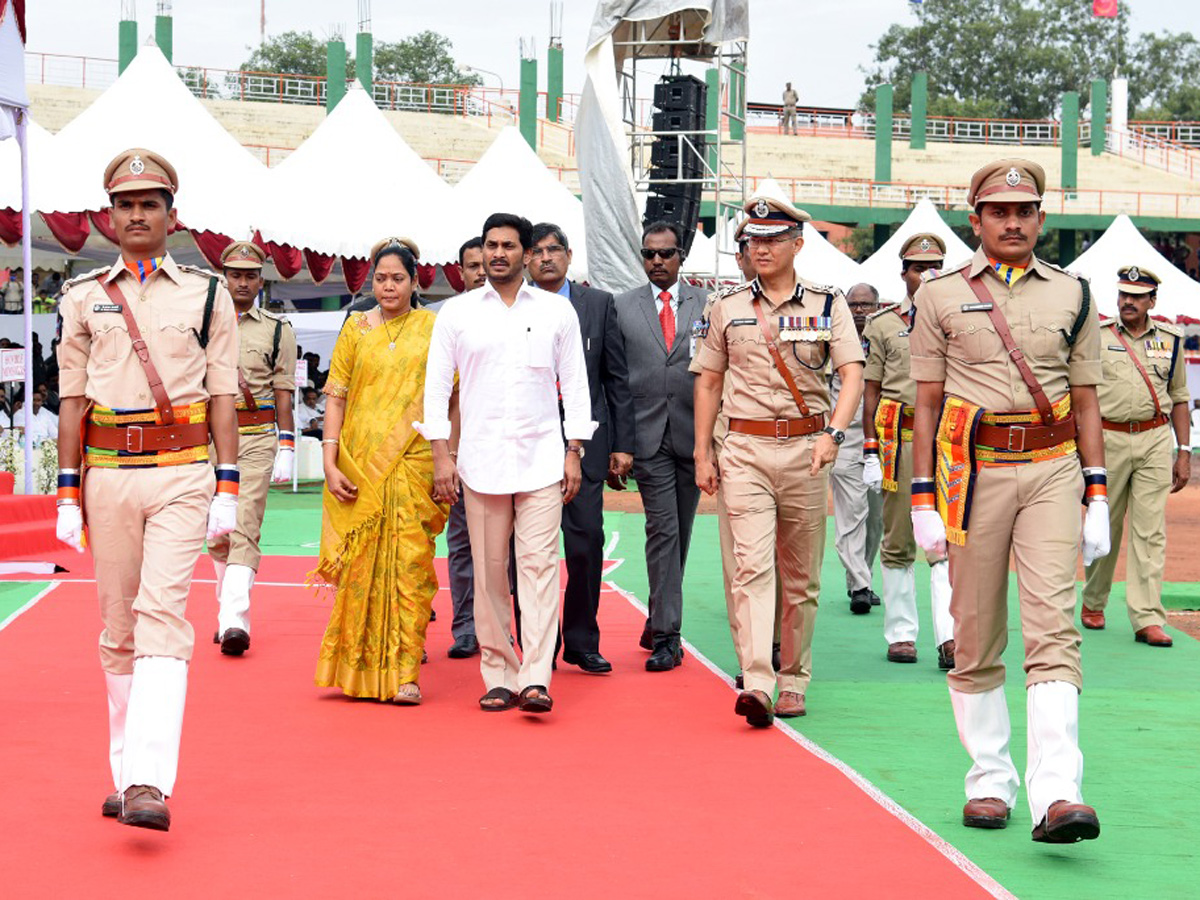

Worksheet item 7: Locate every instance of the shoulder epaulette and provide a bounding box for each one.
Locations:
[927,261,970,282]
[1040,261,1085,282]
[799,278,836,294]
[1158,321,1183,338]
[60,267,108,294]
[1099,317,1117,328]
[178,264,220,280]
[722,280,753,297]
[867,302,901,321]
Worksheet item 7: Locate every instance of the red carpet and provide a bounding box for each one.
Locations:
[0,556,995,899]
[0,494,57,561]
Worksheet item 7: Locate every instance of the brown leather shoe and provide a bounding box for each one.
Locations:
[118,785,170,831]
[887,641,917,663]
[937,640,956,670]
[1135,625,1173,647]
[102,792,120,818]
[963,797,1010,829]
[733,690,774,728]
[1031,800,1100,843]
[775,691,806,718]
[1080,608,1105,630]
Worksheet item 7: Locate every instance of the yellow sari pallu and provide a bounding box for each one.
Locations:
[312,310,449,699]
[874,398,913,492]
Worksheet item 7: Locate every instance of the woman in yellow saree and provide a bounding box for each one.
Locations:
[313,239,450,704]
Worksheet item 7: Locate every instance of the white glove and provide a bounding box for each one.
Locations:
[912,508,947,557]
[206,494,239,542]
[1081,500,1111,567]
[56,504,85,553]
[272,447,295,483]
[863,456,883,493]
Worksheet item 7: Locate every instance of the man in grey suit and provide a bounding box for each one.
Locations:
[614,221,706,671]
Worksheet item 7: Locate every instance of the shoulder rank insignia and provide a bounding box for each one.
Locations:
[178,263,220,279]
[61,266,108,294]
[1157,322,1182,338]
[866,301,901,321]
[927,261,970,282]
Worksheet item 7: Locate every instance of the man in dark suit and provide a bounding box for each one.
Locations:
[614,222,706,671]
[526,222,635,674]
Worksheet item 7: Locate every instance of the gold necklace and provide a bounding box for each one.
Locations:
[381,306,410,351]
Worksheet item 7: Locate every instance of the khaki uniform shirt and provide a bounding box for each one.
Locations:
[236,305,298,404]
[783,89,799,107]
[696,276,864,419]
[909,249,1101,408]
[862,300,917,406]
[58,255,239,407]
[1096,318,1189,422]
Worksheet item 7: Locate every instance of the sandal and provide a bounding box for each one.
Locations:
[393,683,422,706]
[479,687,518,712]
[517,685,553,714]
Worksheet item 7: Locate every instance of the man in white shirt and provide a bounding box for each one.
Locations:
[296,387,324,438]
[20,389,59,446]
[418,213,595,714]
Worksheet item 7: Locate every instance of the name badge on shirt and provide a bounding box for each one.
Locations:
[93,303,123,313]
[730,318,757,326]
[780,315,831,342]
[1107,345,1127,352]
[960,302,993,313]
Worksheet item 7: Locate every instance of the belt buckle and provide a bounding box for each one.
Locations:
[1128,421,1139,434]
[125,425,144,454]
[775,420,789,439]
[1007,425,1026,453]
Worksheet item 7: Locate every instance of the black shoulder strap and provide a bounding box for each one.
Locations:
[269,318,282,369]
[1169,329,1181,381]
[198,276,217,349]
[822,292,834,318]
[1066,277,1090,347]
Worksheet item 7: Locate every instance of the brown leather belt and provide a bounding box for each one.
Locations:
[900,412,914,431]
[237,408,276,427]
[728,414,826,439]
[974,414,1077,453]
[1102,414,1169,434]
[84,421,210,454]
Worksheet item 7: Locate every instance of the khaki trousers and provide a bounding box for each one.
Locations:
[86,464,213,673]
[881,439,918,568]
[717,488,782,674]
[464,482,562,693]
[829,459,883,593]
[720,432,827,696]
[208,431,276,570]
[947,454,1084,693]
[1082,425,1172,630]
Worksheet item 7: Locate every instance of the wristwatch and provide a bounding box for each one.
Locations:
[567,444,586,459]
[822,426,846,445]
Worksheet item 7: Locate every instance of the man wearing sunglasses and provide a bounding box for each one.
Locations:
[614,222,708,671]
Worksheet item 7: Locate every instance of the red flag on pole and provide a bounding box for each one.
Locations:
[1093,0,1118,18]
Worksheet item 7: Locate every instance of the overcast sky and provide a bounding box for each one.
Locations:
[26,1,1200,108]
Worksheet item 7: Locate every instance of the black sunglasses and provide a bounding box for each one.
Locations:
[641,247,680,260]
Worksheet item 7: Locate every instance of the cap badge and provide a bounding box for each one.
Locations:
[129,155,146,176]
[919,238,931,252]
[754,199,770,218]
[1127,266,1140,282]
[1005,167,1021,187]
[239,246,251,259]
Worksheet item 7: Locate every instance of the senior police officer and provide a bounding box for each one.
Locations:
[55,149,240,831]
[862,233,955,667]
[208,240,298,656]
[909,159,1109,844]
[1080,266,1189,647]
[695,195,864,727]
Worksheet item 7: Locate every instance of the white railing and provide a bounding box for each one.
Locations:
[1105,128,1200,182]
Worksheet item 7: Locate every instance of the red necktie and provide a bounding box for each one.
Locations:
[658,290,676,348]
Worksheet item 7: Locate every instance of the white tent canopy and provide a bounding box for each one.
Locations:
[0,116,51,210]
[256,84,460,264]
[1069,214,1200,320]
[454,126,589,280]
[858,199,974,303]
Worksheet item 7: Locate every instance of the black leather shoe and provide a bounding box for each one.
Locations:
[735,673,744,689]
[219,628,250,656]
[771,642,781,672]
[429,607,437,622]
[639,620,653,651]
[868,590,881,607]
[562,649,612,674]
[447,634,480,659]
[646,637,683,671]
[849,588,872,615]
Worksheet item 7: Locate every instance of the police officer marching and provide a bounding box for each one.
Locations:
[1080,266,1189,647]
[207,240,298,656]
[909,159,1109,844]
[55,149,240,831]
[695,195,864,727]
[862,233,955,668]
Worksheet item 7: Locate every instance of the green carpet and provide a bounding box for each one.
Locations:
[0,581,50,624]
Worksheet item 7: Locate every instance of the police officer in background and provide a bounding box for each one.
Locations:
[55,149,240,831]
[1080,266,1189,647]
[909,159,1108,844]
[207,240,298,657]
[695,195,864,727]
[862,233,955,668]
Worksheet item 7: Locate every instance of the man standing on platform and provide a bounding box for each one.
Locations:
[695,196,864,726]
[615,223,707,671]
[909,159,1108,843]
[862,234,955,668]
[782,82,799,135]
[420,213,595,713]
[55,149,240,830]
[830,283,883,615]
[1080,266,1189,648]
[207,240,297,657]
[527,222,634,673]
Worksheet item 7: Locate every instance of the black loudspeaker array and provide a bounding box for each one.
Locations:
[645,75,707,255]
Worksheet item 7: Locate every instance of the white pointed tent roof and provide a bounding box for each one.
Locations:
[37,43,265,239]
[1069,214,1200,320]
[255,84,459,262]
[858,199,973,302]
[453,126,589,280]
[0,117,53,210]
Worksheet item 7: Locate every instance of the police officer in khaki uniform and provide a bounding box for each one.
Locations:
[862,233,955,667]
[1081,266,1190,647]
[55,149,240,831]
[695,196,864,727]
[909,159,1109,844]
[208,240,298,656]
